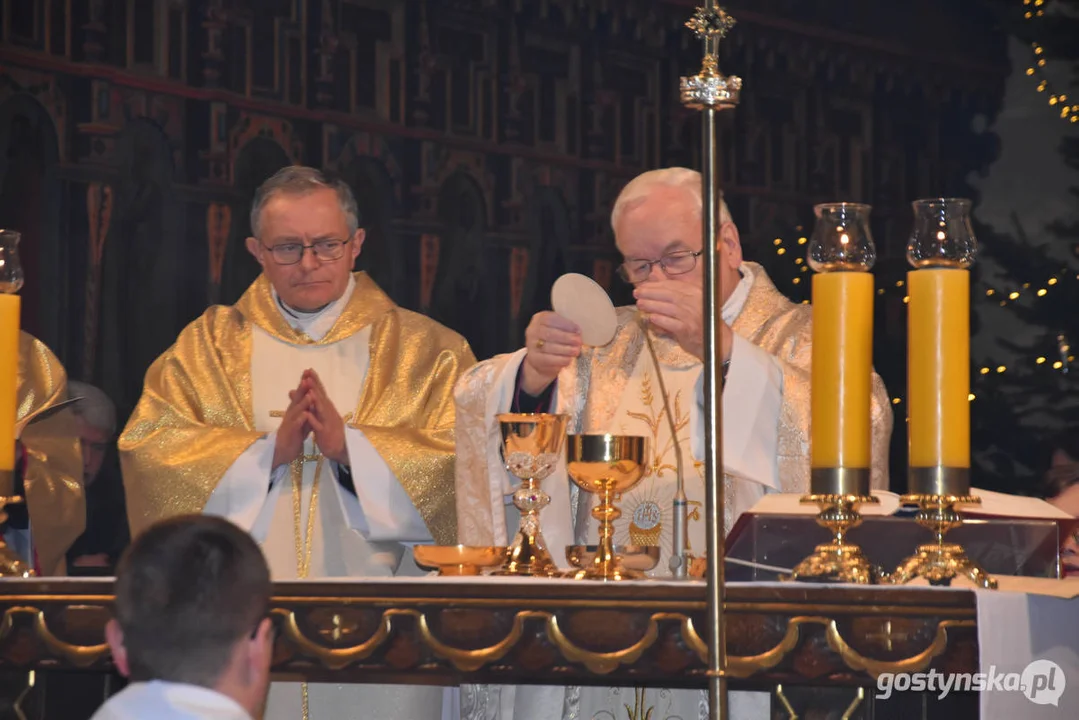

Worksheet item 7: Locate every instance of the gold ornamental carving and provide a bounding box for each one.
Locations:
[0,602,975,681]
[0,606,110,667]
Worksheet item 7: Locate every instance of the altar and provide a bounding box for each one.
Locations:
[1,573,1075,719]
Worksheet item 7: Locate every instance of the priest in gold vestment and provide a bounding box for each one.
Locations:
[119,166,475,720]
[454,168,893,720]
[6,331,85,576]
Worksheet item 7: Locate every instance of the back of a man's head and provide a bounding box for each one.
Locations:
[112,515,271,687]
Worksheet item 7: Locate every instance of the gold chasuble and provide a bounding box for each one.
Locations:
[453,262,893,720]
[119,271,474,546]
[15,332,85,576]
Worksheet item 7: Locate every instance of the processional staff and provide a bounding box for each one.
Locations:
[678,3,742,720]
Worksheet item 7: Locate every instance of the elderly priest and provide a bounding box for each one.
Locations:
[119,165,476,720]
[454,167,894,720]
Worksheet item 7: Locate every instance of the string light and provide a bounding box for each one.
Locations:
[978,268,1073,307]
[1022,1,1079,123]
[768,228,1076,375]
[769,229,1071,306]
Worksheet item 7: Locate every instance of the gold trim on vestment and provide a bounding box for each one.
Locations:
[119,272,475,545]
[16,332,86,576]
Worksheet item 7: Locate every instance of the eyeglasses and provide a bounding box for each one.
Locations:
[260,239,349,265]
[617,250,702,283]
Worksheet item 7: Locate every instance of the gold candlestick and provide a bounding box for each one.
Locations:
[889,198,995,589]
[789,204,882,584]
[680,4,740,719]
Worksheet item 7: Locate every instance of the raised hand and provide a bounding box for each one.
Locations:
[634,280,732,362]
[521,311,582,396]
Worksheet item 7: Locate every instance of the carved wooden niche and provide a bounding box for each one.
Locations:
[0,92,62,350]
[221,0,305,102]
[330,0,406,121]
[338,156,403,304]
[588,51,661,166]
[219,138,291,305]
[519,186,573,339]
[516,27,581,154]
[427,7,496,138]
[430,171,495,359]
[99,118,180,419]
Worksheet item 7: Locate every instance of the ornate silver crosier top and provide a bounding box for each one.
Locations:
[680,5,742,109]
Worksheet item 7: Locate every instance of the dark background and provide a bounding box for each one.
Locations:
[3,0,1075,494]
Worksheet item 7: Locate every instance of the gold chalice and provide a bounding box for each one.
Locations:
[495,413,569,577]
[566,434,647,581]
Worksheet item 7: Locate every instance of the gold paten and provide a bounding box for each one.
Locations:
[413,545,509,576]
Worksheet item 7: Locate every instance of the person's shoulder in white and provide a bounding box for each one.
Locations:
[91,680,253,720]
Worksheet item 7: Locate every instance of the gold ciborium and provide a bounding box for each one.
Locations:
[495,413,569,577]
[566,434,647,581]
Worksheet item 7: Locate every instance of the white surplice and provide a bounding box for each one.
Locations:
[89,680,253,720]
[455,267,779,720]
[202,275,453,720]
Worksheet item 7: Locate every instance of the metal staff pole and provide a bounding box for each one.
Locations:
[679,5,742,719]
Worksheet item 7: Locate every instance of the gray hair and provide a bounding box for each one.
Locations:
[250,165,360,237]
[610,167,733,231]
[67,381,117,436]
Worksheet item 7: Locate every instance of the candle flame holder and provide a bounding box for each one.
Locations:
[888,487,997,589]
[790,201,881,585]
[896,200,994,589]
[788,490,883,584]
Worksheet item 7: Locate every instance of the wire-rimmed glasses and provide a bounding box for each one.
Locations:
[616,249,702,283]
[260,238,349,265]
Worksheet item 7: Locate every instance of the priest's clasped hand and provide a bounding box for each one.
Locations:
[271,369,349,468]
[521,311,582,396]
[634,280,732,363]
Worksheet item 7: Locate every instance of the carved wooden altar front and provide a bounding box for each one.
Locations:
[0,578,979,718]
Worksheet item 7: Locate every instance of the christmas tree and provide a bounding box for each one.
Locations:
[968,0,1079,494]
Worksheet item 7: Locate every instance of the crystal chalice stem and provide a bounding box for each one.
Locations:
[495,413,569,577]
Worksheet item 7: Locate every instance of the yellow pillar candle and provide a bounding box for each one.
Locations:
[0,293,19,472]
[907,268,970,471]
[811,272,874,479]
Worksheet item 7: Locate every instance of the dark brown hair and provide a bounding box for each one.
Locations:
[113,515,271,686]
